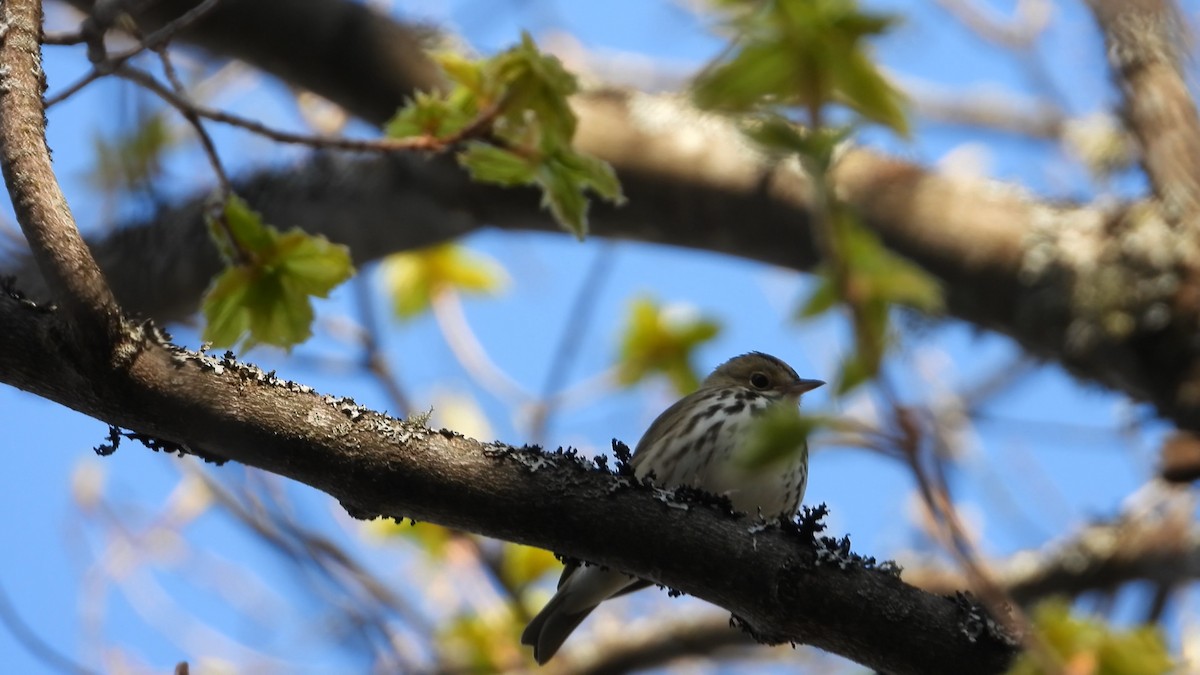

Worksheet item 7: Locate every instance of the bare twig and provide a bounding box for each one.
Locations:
[1089,0,1200,221]
[352,274,413,417]
[0,581,99,675]
[41,30,86,45]
[113,63,504,154]
[528,243,616,443]
[432,290,531,404]
[902,406,1062,674]
[153,52,232,196]
[43,0,223,107]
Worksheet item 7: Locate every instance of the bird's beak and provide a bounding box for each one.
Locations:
[788,378,825,396]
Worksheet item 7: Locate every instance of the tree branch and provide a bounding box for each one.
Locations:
[60,0,445,123]
[0,287,1018,673]
[0,0,120,342]
[1088,0,1200,221]
[32,0,1200,431]
[906,486,1199,604]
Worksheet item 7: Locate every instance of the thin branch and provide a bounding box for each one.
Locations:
[115,63,503,154]
[0,581,99,675]
[529,243,616,444]
[1089,0,1200,221]
[151,54,232,195]
[43,0,223,107]
[432,290,531,404]
[899,404,1060,673]
[570,613,757,675]
[905,481,1200,604]
[351,273,413,417]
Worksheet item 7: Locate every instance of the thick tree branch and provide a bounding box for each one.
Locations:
[0,0,120,342]
[906,491,1199,604]
[32,0,1200,431]
[0,289,1017,673]
[60,0,445,122]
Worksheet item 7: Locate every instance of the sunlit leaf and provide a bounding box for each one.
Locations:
[1007,600,1173,675]
[364,519,454,558]
[386,91,477,140]
[434,51,488,96]
[384,244,508,320]
[537,157,589,239]
[835,353,872,395]
[499,543,560,591]
[202,196,353,351]
[798,271,838,319]
[617,297,721,395]
[693,0,908,136]
[386,33,624,239]
[459,142,539,186]
[492,32,579,145]
[439,613,525,671]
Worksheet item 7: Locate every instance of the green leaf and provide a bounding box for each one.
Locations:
[616,297,721,395]
[242,270,316,349]
[386,33,624,240]
[384,244,508,320]
[216,194,275,258]
[829,51,908,136]
[537,161,589,239]
[871,256,943,312]
[386,91,477,140]
[499,543,560,591]
[835,354,872,395]
[692,0,908,136]
[694,43,805,112]
[554,147,625,203]
[202,265,256,349]
[491,32,579,145]
[433,51,488,96]
[438,613,522,672]
[798,272,839,319]
[832,210,942,312]
[272,230,355,296]
[90,114,171,193]
[535,147,627,239]
[747,120,852,173]
[459,142,539,186]
[201,197,354,351]
[738,407,826,470]
[1007,600,1173,675]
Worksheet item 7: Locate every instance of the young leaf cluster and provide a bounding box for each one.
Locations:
[387,34,625,238]
[202,196,353,350]
[694,0,941,395]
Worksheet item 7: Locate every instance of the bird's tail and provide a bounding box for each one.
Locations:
[521,566,636,664]
[521,592,598,665]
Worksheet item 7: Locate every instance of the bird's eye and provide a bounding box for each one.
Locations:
[749,372,770,389]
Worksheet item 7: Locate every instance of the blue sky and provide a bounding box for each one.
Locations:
[0,1,1179,672]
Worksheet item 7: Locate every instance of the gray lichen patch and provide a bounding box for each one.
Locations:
[1020,201,1186,356]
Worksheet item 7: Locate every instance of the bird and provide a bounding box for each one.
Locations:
[521,351,823,664]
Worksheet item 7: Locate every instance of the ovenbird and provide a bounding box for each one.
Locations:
[522,352,823,664]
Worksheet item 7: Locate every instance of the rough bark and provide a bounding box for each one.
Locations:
[0,2,1026,672]
[28,0,1200,429]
